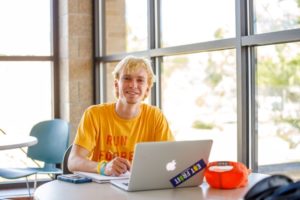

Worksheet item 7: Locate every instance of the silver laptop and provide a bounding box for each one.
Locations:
[110,140,213,192]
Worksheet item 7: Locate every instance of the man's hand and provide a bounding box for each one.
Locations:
[104,157,131,176]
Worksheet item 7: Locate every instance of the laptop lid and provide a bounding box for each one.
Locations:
[111,140,213,192]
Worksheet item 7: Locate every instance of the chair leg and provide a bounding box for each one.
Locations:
[34,173,37,191]
[25,177,31,197]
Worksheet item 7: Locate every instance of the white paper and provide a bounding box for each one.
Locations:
[74,171,130,183]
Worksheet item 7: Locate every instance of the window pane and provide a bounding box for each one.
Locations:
[0,62,52,181]
[160,0,235,47]
[256,43,300,174]
[161,51,237,161]
[0,0,51,56]
[106,62,118,102]
[104,0,148,55]
[254,0,300,34]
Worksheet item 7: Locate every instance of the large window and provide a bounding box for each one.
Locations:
[160,0,235,47]
[256,42,300,177]
[104,0,148,54]
[0,1,51,56]
[161,52,237,162]
[0,0,57,184]
[254,0,300,33]
[95,0,300,179]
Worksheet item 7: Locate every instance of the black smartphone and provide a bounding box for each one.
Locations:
[57,174,92,184]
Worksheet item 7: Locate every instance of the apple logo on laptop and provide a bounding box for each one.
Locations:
[166,160,176,171]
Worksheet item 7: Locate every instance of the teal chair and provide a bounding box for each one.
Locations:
[0,119,69,195]
[0,128,36,196]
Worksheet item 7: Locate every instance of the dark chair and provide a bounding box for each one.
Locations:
[62,145,73,174]
[0,119,70,195]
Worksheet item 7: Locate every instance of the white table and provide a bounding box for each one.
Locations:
[0,135,37,150]
[34,173,269,200]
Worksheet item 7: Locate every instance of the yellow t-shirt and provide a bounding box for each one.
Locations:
[74,102,174,162]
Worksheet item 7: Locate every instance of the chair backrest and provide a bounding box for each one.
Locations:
[62,144,73,174]
[27,119,69,164]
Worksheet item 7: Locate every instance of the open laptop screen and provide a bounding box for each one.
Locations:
[111,140,213,191]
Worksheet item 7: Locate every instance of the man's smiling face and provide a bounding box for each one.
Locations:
[115,66,150,105]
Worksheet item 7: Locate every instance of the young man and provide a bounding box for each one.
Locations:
[68,56,174,176]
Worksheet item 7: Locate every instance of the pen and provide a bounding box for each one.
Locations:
[108,150,116,159]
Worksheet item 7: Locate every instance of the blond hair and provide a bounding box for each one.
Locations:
[112,56,156,99]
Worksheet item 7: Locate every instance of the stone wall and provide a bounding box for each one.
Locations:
[58,0,126,143]
[59,0,93,143]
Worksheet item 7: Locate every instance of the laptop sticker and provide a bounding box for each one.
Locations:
[170,159,206,187]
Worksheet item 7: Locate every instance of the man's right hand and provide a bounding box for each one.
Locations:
[104,157,131,176]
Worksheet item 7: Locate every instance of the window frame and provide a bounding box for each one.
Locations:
[94,0,300,173]
[0,0,59,188]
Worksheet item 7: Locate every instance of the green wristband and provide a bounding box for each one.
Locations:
[100,162,107,175]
